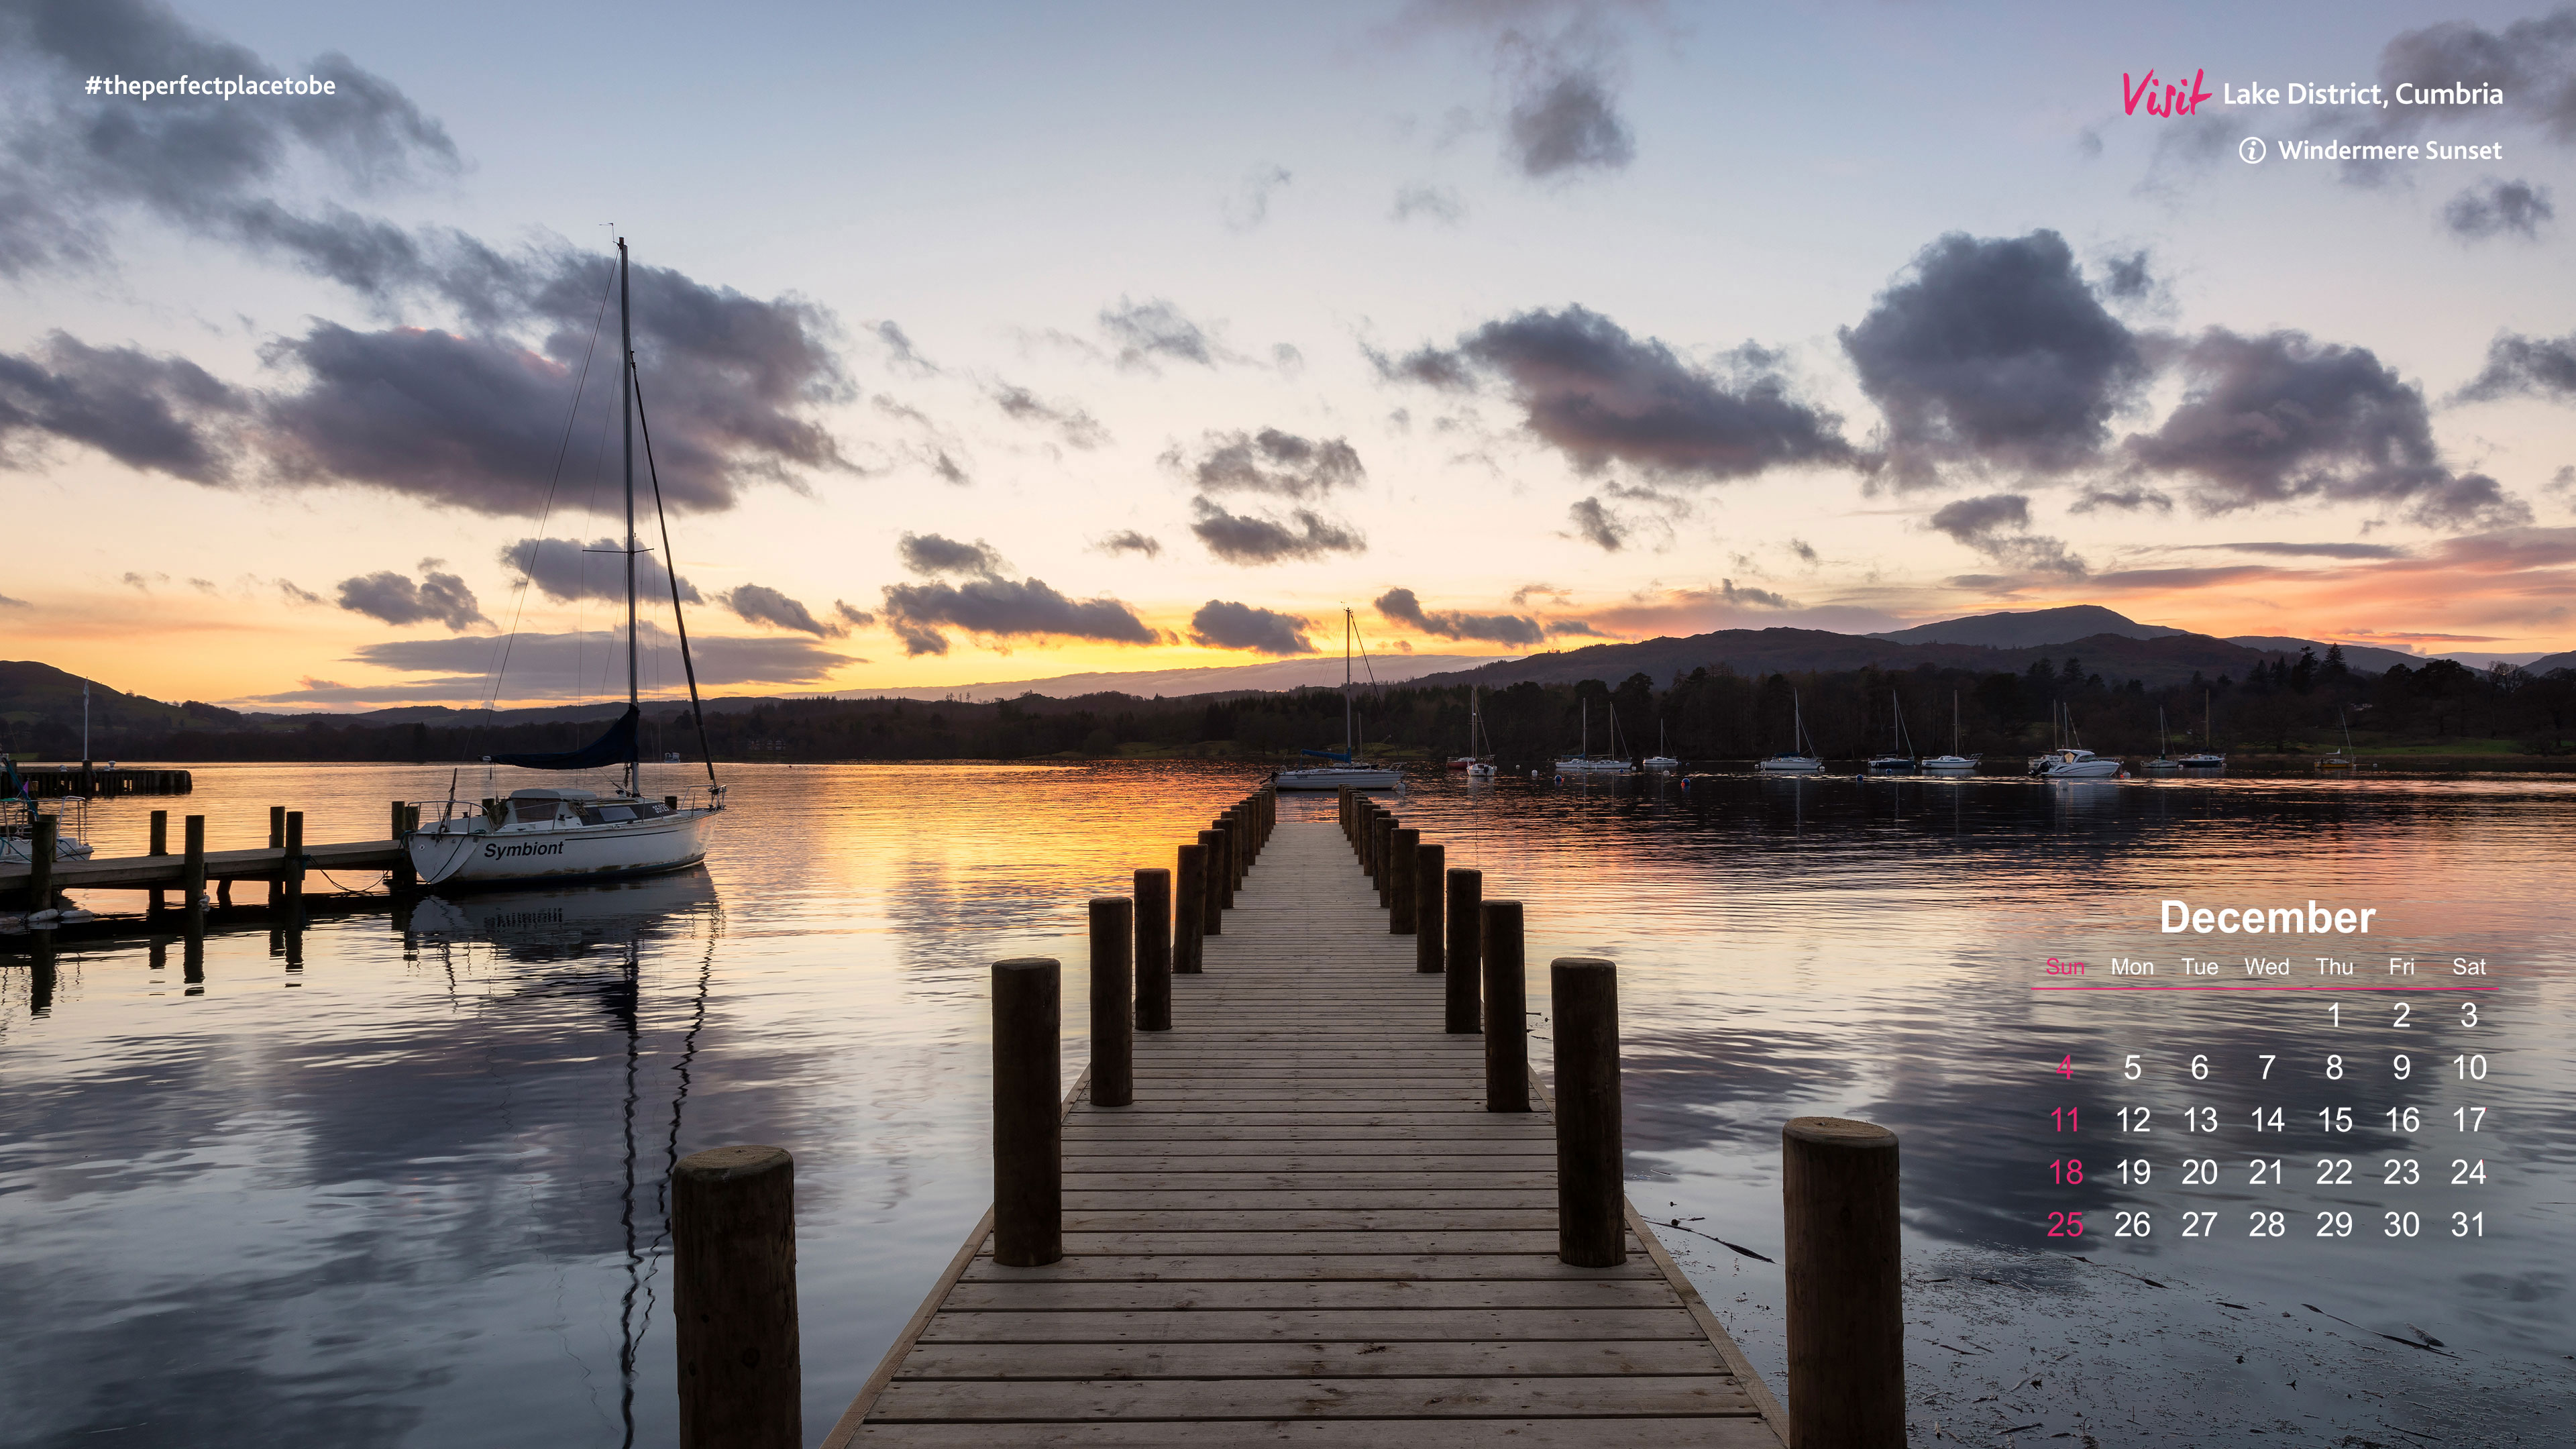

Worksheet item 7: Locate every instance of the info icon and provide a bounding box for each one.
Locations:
[2239,137,2266,164]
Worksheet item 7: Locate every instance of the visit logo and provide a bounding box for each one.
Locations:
[2123,67,2212,117]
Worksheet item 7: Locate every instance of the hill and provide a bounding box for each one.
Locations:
[1407,627,2324,691]
[1868,604,2181,647]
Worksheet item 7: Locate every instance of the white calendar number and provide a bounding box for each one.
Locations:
[2249,1210,2286,1237]
[2316,1210,2353,1237]
[2454,1054,2487,1081]
[2249,1158,2282,1185]
[2392,1053,2412,1080]
[2114,1210,2151,1238]
[2382,1158,2419,1185]
[2451,1159,2486,1185]
[2181,1211,2217,1238]
[2315,1158,2352,1185]
[2383,1211,2419,1238]
[2182,1157,2217,1185]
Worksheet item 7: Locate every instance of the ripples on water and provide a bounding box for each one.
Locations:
[1,762,2567,1445]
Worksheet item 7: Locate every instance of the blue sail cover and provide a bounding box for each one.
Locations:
[485,705,638,770]
[1299,748,1354,761]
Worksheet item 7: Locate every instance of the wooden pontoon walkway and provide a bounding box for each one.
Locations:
[825,820,1786,1447]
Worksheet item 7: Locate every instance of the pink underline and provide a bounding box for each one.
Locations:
[2029,974,2493,985]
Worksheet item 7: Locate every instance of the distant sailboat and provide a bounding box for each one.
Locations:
[1758,689,1825,773]
[1450,684,1497,775]
[1554,698,1635,775]
[1866,691,1918,773]
[1643,718,1679,773]
[1275,610,1401,790]
[1921,691,1978,774]
[2179,690,2225,769]
[2145,708,2182,773]
[2318,707,2366,772]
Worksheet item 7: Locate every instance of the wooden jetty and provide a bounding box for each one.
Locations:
[818,798,1791,1447]
[5,802,417,914]
[5,763,193,796]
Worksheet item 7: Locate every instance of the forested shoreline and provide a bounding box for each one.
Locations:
[9,650,2570,765]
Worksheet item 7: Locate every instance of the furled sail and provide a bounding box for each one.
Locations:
[484,706,639,771]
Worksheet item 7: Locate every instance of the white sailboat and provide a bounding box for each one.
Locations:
[403,239,727,888]
[2318,707,2365,772]
[1275,610,1401,790]
[1554,698,1635,775]
[1757,689,1825,773]
[1459,686,1499,780]
[1921,691,1978,773]
[2178,690,2224,769]
[2144,708,2182,773]
[1642,720,1679,773]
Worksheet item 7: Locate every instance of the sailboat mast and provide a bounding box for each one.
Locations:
[618,238,640,796]
[1342,610,1354,756]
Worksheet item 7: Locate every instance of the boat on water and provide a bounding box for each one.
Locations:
[2179,690,2225,769]
[2031,704,2121,777]
[1866,691,1918,773]
[1458,686,1499,780]
[1554,698,1635,775]
[1921,692,1978,774]
[1642,720,1679,773]
[1758,689,1825,774]
[2145,708,2182,773]
[402,239,727,888]
[2318,708,2367,772]
[1275,610,1401,791]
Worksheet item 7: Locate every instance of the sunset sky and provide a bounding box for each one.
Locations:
[5,1,2574,710]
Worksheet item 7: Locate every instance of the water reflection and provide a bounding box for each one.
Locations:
[1,763,2568,1446]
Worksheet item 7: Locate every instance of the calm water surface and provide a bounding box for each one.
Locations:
[3,762,2569,1446]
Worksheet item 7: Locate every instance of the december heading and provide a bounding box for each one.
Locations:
[2160,900,2379,935]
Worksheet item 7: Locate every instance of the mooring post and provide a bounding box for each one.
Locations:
[1413,841,1444,970]
[1212,818,1237,908]
[148,808,170,911]
[1388,828,1419,932]
[1089,898,1134,1108]
[266,806,285,909]
[1134,868,1171,1030]
[1784,1116,1904,1448]
[1447,869,1484,1032]
[1173,845,1206,973]
[1552,956,1624,1266]
[28,815,56,910]
[283,810,305,918]
[1224,808,1245,889]
[182,815,207,936]
[991,957,1063,1267]
[672,1144,802,1449]
[1196,830,1225,935]
[182,935,205,985]
[1372,816,1393,899]
[1481,901,1528,1109]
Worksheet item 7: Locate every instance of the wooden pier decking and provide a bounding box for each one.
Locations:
[0,840,402,896]
[822,818,1786,1448]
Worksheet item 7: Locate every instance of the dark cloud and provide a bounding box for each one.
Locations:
[1719,579,1792,609]
[1927,492,2087,576]
[720,583,843,638]
[875,320,935,373]
[1093,530,1163,559]
[0,592,27,608]
[276,579,323,606]
[2070,484,2174,513]
[992,383,1108,448]
[1507,69,1633,176]
[879,576,1159,656]
[0,0,458,278]
[2443,178,2555,240]
[1099,297,1221,370]
[1373,586,1546,645]
[2373,11,2576,145]
[2125,328,2530,527]
[1189,498,1367,565]
[1841,229,2150,488]
[334,562,486,631]
[930,449,969,486]
[2454,330,2576,403]
[1392,182,1465,223]
[0,331,248,482]
[1222,165,1293,230]
[498,537,701,605]
[2177,541,2407,560]
[329,623,851,695]
[1568,496,1626,551]
[1390,305,1854,482]
[898,532,1007,578]
[1785,538,1819,564]
[1187,599,1317,655]
[2100,250,2155,301]
[833,599,875,628]
[1166,428,1365,498]
[1509,582,1570,605]
[1545,618,1606,637]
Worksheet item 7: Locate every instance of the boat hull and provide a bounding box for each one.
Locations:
[405,808,718,887]
[2037,760,2122,779]
[1920,755,1975,774]
[1756,757,1824,774]
[1553,758,1634,775]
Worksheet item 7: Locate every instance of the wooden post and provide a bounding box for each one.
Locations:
[1196,830,1225,935]
[1089,898,1134,1108]
[1482,901,1528,1110]
[1134,868,1171,1030]
[992,957,1063,1267]
[150,810,168,855]
[1784,1117,1904,1448]
[283,810,305,917]
[182,816,207,936]
[28,815,54,910]
[1173,845,1205,973]
[672,1144,802,1449]
[267,806,285,909]
[1446,869,1483,1032]
[1551,956,1624,1266]
[1372,817,1392,900]
[1388,828,1419,932]
[1413,842,1444,971]
[388,799,407,843]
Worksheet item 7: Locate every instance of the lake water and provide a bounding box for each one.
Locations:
[3,762,2569,1446]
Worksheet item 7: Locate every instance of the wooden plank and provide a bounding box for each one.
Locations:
[915,1308,1713,1344]
[1062,1191,1556,1211]
[1036,1230,1621,1255]
[1060,1210,1566,1232]
[847,1419,1782,1446]
[935,1279,1688,1312]
[866,1377,1757,1421]
[895,1339,1733,1381]
[1059,1171,1556,1191]
[960,1253,1660,1283]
